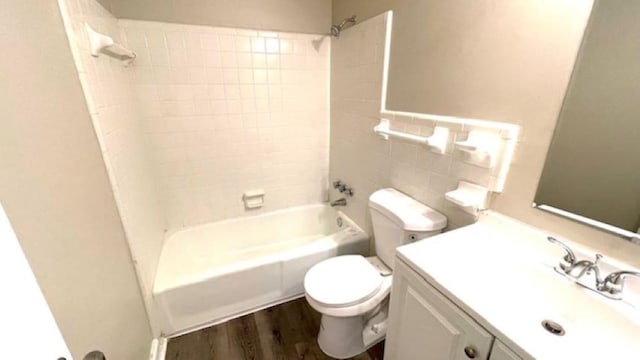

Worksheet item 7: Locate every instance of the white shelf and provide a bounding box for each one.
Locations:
[445,181,489,214]
[86,24,136,63]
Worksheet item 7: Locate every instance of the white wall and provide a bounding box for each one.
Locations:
[332,0,392,24]
[330,13,498,237]
[121,20,331,229]
[95,0,112,12]
[57,0,167,334]
[0,0,152,358]
[386,0,594,120]
[1,202,72,360]
[333,1,640,266]
[111,0,332,34]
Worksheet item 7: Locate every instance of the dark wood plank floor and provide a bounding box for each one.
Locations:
[166,298,385,360]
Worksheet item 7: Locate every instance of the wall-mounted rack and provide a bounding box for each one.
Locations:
[86,24,136,64]
[374,119,449,154]
[379,110,520,192]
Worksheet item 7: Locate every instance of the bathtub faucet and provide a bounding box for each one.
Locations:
[330,198,347,207]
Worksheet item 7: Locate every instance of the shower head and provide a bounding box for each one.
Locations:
[330,15,357,38]
[330,25,341,37]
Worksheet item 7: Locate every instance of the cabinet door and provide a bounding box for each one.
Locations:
[385,260,494,360]
[489,340,522,360]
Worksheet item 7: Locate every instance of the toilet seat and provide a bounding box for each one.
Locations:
[304,255,392,317]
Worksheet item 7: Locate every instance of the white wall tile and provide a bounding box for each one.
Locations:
[59,0,167,334]
[218,34,236,51]
[165,31,185,49]
[120,20,331,229]
[330,13,487,237]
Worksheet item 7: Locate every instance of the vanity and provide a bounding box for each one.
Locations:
[384,211,640,359]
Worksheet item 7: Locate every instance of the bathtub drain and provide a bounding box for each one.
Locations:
[336,217,343,228]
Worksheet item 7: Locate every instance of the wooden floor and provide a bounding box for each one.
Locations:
[166,298,385,360]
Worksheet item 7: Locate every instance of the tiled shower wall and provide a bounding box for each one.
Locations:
[120,21,331,229]
[57,0,166,335]
[331,13,495,234]
[59,0,332,331]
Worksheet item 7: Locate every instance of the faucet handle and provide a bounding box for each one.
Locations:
[602,270,640,296]
[547,236,577,271]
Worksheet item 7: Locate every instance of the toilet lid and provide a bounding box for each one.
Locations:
[304,255,383,308]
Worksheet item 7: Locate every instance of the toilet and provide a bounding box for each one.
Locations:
[304,188,447,359]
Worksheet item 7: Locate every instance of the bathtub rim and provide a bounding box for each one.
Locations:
[163,202,352,239]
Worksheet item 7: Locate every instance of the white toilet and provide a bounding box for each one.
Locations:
[304,188,447,359]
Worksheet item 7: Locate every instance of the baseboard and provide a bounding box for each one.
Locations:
[149,337,167,360]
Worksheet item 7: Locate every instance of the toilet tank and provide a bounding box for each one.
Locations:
[369,188,447,269]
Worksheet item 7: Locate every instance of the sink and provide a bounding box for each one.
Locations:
[396,211,640,359]
[502,265,639,358]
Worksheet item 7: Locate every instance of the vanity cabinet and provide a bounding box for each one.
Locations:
[385,259,494,360]
[489,341,522,360]
[385,259,523,360]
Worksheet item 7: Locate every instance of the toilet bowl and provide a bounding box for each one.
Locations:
[304,188,447,359]
[304,255,392,358]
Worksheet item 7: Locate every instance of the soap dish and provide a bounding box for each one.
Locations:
[445,181,489,214]
[243,189,265,209]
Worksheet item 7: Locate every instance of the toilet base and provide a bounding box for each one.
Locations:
[317,303,388,359]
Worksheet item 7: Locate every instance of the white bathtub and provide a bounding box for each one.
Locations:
[153,204,369,335]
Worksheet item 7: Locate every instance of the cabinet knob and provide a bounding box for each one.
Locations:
[464,346,477,358]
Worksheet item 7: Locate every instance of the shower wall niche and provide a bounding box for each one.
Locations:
[57,0,331,335]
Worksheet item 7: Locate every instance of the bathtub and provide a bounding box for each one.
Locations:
[153,204,369,335]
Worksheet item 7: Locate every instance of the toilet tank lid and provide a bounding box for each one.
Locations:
[369,188,447,231]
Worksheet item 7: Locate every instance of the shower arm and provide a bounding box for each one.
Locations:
[332,15,357,37]
[339,15,357,29]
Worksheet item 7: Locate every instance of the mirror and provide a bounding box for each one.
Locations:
[534,0,640,238]
[384,0,592,122]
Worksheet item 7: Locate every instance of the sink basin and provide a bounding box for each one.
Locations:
[396,211,640,359]
[497,264,639,358]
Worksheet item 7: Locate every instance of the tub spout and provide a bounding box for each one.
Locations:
[330,198,347,207]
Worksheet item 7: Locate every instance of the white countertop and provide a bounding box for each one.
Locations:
[396,211,640,359]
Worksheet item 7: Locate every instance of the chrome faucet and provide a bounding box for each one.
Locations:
[333,180,354,197]
[330,198,347,207]
[547,236,640,299]
[565,254,604,287]
[548,236,605,288]
[602,270,640,296]
[547,236,577,271]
